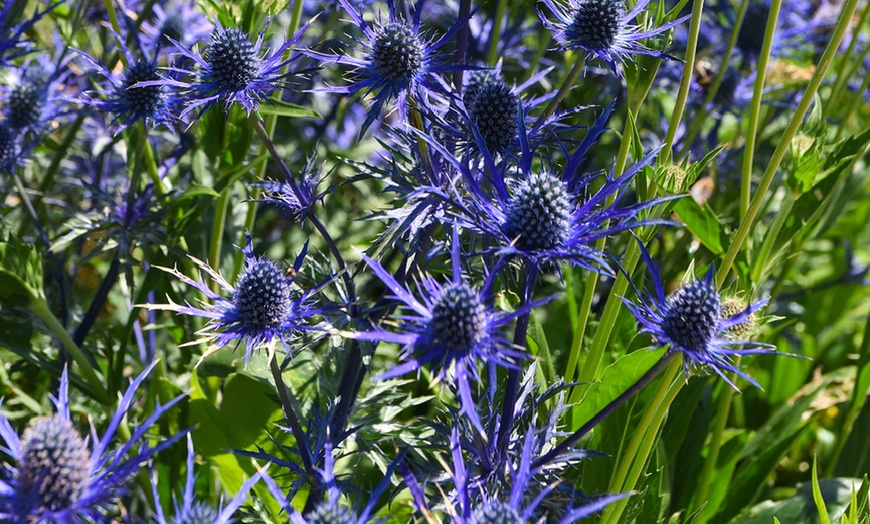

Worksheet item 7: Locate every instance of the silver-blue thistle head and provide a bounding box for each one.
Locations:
[370,22,425,83]
[120,59,166,119]
[16,415,92,514]
[567,0,626,50]
[469,501,526,524]
[661,278,721,351]
[172,501,219,524]
[304,502,357,524]
[233,258,293,328]
[431,282,487,353]
[205,28,261,92]
[503,172,573,251]
[463,72,519,153]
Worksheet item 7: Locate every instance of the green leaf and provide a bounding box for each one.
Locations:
[573,348,667,430]
[737,478,859,524]
[0,238,44,306]
[258,99,322,119]
[527,311,556,386]
[813,456,832,524]
[673,198,725,255]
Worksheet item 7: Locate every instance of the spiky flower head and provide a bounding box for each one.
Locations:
[5,78,45,130]
[74,41,175,130]
[351,230,538,431]
[661,278,721,352]
[15,415,92,514]
[305,502,357,524]
[370,22,425,83]
[621,242,787,390]
[503,171,574,251]
[303,0,472,136]
[470,502,525,524]
[173,503,219,524]
[163,17,315,116]
[463,73,519,153]
[146,233,330,365]
[431,101,673,273]
[567,0,626,50]
[539,0,688,75]
[0,365,185,522]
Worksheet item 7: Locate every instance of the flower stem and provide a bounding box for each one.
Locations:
[716,0,860,286]
[495,263,538,454]
[73,254,121,346]
[31,298,111,405]
[534,55,586,128]
[662,0,705,161]
[739,0,781,220]
[535,351,676,470]
[487,0,507,65]
[269,352,314,473]
[601,356,683,524]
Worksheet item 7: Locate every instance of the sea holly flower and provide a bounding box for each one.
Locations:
[158,17,316,117]
[258,441,403,524]
[350,229,550,431]
[251,155,328,224]
[621,242,786,389]
[147,233,330,364]
[403,425,627,523]
[539,0,688,75]
[151,435,259,524]
[427,102,674,273]
[0,364,185,522]
[304,0,472,136]
[1,57,71,134]
[75,38,176,131]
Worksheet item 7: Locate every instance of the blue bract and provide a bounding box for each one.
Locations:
[0,364,185,522]
[304,0,472,136]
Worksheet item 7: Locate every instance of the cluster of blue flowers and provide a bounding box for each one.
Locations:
[3,0,844,521]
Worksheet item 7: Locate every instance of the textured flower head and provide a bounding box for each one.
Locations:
[1,56,71,133]
[147,233,330,364]
[151,435,259,524]
[0,364,185,521]
[427,101,674,273]
[539,0,688,74]
[304,0,472,136]
[161,17,315,117]
[75,38,176,131]
[251,155,328,223]
[351,230,546,431]
[621,242,786,389]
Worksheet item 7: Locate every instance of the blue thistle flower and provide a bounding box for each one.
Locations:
[539,0,688,75]
[403,425,628,523]
[0,364,186,522]
[304,0,473,136]
[151,435,259,524]
[159,17,315,117]
[75,39,176,131]
[251,155,328,224]
[140,0,212,55]
[350,229,549,431]
[621,242,788,389]
[426,101,675,273]
[258,441,403,524]
[147,233,330,365]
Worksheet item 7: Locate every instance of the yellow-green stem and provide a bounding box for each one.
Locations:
[662,0,705,160]
[739,0,781,220]
[602,357,684,524]
[716,0,860,287]
[31,299,111,404]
